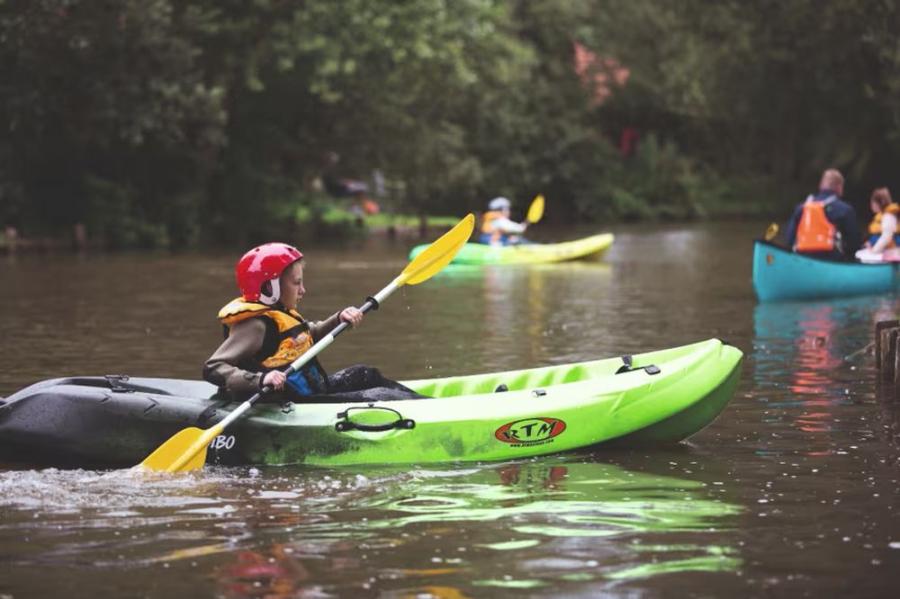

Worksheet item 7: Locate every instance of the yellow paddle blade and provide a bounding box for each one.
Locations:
[527,194,545,224]
[137,425,221,473]
[764,222,779,241]
[400,213,475,285]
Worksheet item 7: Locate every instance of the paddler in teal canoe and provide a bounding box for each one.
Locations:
[785,168,863,262]
[855,187,900,262]
[478,196,530,246]
[203,242,422,402]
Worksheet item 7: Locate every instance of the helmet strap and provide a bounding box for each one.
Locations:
[259,278,281,305]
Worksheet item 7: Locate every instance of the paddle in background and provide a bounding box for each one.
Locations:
[527,194,545,224]
[137,213,476,473]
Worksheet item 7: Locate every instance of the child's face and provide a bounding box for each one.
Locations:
[279,261,305,307]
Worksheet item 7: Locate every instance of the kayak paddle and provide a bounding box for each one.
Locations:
[527,194,545,224]
[136,213,476,473]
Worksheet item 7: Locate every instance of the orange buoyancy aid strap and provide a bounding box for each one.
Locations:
[795,196,837,252]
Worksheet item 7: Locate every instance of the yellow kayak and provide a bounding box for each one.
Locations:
[409,233,614,265]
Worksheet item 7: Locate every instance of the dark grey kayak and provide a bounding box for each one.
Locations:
[0,375,231,468]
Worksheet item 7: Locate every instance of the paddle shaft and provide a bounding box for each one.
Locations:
[214,278,401,431]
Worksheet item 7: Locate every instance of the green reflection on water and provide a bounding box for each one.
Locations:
[288,458,745,587]
[607,554,741,580]
[351,461,741,536]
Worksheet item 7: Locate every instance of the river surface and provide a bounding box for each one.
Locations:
[1,221,898,597]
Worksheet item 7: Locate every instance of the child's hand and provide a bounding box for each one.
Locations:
[340,306,364,327]
[263,370,286,390]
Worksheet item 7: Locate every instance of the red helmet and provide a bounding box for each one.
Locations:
[236,242,303,304]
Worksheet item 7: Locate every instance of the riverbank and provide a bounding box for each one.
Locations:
[0,214,462,254]
[0,204,783,254]
[0,225,94,254]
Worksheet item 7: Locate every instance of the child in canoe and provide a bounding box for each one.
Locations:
[203,242,422,402]
[856,187,900,263]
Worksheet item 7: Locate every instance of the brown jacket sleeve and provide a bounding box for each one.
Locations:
[307,311,342,341]
[202,318,266,394]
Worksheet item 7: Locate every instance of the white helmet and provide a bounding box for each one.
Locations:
[488,196,511,211]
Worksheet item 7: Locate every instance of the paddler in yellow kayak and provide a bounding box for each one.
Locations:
[478,197,530,246]
[203,242,422,402]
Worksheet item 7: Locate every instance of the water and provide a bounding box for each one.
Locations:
[1,222,899,597]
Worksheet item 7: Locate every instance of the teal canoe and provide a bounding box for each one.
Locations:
[409,233,614,265]
[0,339,741,468]
[753,240,900,302]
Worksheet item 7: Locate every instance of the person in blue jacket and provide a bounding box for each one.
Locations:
[785,168,862,261]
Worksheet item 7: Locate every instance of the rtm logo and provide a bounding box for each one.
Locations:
[208,435,236,451]
[495,417,566,446]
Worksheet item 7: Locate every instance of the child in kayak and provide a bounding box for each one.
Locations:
[479,197,529,246]
[203,242,422,402]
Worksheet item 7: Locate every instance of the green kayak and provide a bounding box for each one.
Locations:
[0,339,741,468]
[408,233,614,265]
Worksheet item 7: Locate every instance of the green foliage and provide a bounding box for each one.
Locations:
[0,0,225,246]
[589,0,900,194]
[83,177,169,248]
[573,134,704,221]
[1,0,899,247]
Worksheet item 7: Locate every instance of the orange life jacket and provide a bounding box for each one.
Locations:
[867,203,900,249]
[794,196,838,253]
[217,299,327,396]
[218,299,314,368]
[868,203,900,235]
[480,210,505,244]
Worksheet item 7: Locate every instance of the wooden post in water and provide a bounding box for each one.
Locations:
[893,337,900,386]
[875,320,900,379]
[73,223,87,251]
[885,330,897,381]
[3,226,17,254]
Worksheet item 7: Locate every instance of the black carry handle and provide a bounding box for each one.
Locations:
[615,356,661,375]
[335,406,415,433]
